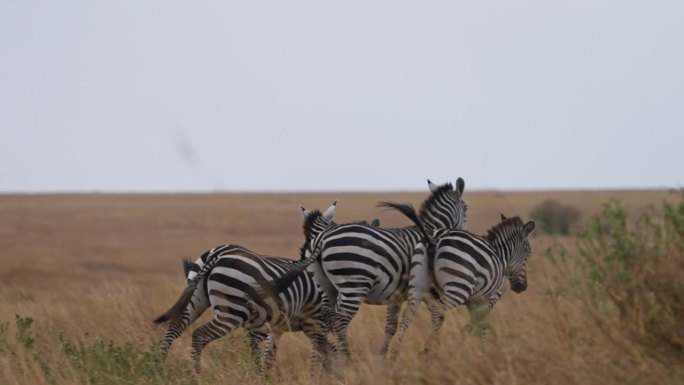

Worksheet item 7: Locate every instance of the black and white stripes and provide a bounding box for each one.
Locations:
[154,177,536,373]
[154,244,335,375]
[153,202,339,376]
[383,205,535,359]
[266,179,468,357]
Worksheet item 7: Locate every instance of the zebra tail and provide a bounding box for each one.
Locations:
[258,246,322,298]
[153,251,220,324]
[153,284,197,324]
[426,243,441,299]
[377,201,431,244]
[182,257,194,278]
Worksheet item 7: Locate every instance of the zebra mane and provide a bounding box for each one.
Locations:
[419,182,454,219]
[300,210,335,260]
[485,216,525,243]
[302,210,324,244]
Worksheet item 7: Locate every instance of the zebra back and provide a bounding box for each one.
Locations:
[154,244,310,323]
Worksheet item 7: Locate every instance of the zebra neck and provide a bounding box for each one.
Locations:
[406,226,424,242]
[488,235,512,266]
[418,216,442,234]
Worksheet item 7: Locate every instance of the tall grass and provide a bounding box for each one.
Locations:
[1,192,682,384]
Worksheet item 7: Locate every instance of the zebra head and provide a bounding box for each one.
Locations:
[299,201,338,260]
[421,178,468,232]
[488,214,536,293]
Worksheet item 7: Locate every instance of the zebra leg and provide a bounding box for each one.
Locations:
[245,330,268,368]
[477,290,502,353]
[159,312,190,360]
[389,243,432,360]
[332,312,352,360]
[420,299,446,356]
[388,296,420,361]
[463,297,498,353]
[333,290,369,359]
[159,294,209,360]
[190,318,237,374]
[463,308,489,354]
[463,287,501,333]
[261,331,281,377]
[378,303,401,357]
[462,303,486,335]
[302,320,333,379]
[479,323,490,354]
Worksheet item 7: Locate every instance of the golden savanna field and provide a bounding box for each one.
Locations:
[1,189,682,384]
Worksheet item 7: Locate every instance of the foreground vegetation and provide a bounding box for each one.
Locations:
[0,191,682,384]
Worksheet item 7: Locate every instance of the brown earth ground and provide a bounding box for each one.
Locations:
[0,189,681,384]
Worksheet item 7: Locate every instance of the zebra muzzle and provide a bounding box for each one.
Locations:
[511,278,527,293]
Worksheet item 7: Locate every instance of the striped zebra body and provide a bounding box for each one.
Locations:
[296,179,468,357]
[315,224,423,305]
[155,244,335,375]
[155,201,338,375]
[297,202,381,304]
[386,208,535,359]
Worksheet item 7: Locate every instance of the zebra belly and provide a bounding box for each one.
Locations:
[262,313,305,333]
[367,276,407,304]
[468,281,499,304]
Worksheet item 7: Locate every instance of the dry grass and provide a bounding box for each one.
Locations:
[0,189,682,384]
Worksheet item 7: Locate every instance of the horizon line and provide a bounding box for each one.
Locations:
[0,186,680,195]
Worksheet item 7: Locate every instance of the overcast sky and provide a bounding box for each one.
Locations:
[1,1,682,192]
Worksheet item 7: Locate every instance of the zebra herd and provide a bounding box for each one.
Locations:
[153,178,535,377]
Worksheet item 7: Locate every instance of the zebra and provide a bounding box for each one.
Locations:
[153,203,338,376]
[380,202,535,359]
[263,179,468,358]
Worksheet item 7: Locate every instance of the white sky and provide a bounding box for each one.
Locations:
[1,0,682,192]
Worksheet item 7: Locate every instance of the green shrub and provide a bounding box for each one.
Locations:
[530,199,581,235]
[0,315,198,385]
[58,334,171,385]
[576,198,684,358]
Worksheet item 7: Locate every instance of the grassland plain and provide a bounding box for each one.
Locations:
[0,189,681,385]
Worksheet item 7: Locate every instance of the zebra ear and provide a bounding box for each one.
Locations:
[323,200,337,221]
[523,220,536,236]
[500,213,508,221]
[370,218,380,227]
[454,177,465,196]
[300,204,311,218]
[427,179,439,193]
